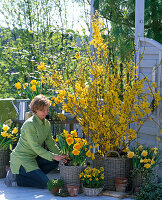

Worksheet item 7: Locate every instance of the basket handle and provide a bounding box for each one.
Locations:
[105,151,121,158]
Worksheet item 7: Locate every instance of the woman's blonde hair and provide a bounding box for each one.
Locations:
[29,95,51,113]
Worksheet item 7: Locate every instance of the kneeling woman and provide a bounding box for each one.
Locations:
[9,95,67,188]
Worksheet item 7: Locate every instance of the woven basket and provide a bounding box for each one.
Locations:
[83,187,103,196]
[0,148,10,178]
[93,151,132,191]
[59,161,85,191]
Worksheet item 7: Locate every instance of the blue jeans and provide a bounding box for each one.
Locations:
[16,156,59,188]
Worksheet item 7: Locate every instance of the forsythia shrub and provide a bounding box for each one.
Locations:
[55,12,161,156]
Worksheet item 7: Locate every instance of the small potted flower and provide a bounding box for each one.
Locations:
[80,166,104,196]
[127,145,161,193]
[47,179,64,195]
[56,129,96,192]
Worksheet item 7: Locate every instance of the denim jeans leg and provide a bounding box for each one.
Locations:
[16,166,49,188]
[36,156,59,174]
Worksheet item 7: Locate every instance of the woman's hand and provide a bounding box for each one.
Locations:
[53,154,68,163]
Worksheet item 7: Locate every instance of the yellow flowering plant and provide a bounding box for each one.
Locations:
[55,12,161,156]
[80,166,104,188]
[56,130,95,166]
[127,145,161,177]
[15,62,61,101]
[0,119,19,150]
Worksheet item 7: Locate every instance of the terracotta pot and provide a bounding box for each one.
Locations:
[67,184,79,197]
[115,177,128,192]
[51,186,60,194]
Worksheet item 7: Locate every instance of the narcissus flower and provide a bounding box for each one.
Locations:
[144,163,150,169]
[127,151,134,158]
[66,137,74,146]
[72,149,80,155]
[3,125,9,132]
[12,127,18,134]
[141,150,148,157]
[1,132,8,137]
[15,82,21,89]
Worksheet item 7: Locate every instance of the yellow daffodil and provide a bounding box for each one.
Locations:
[1,131,8,137]
[138,145,143,151]
[3,125,9,132]
[31,85,36,91]
[72,148,80,155]
[127,151,134,158]
[66,137,74,146]
[12,127,18,134]
[15,82,21,89]
[141,150,148,157]
[144,163,150,169]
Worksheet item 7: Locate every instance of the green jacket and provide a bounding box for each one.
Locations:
[10,114,61,174]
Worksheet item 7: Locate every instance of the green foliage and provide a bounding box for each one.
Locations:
[47,179,64,192]
[136,182,162,200]
[0,0,88,98]
[96,0,162,61]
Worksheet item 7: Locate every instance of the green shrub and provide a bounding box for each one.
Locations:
[136,183,162,200]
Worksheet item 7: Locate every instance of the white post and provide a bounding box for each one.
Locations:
[135,0,145,50]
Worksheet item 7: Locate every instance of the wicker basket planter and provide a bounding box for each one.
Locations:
[93,151,132,191]
[0,148,10,178]
[59,162,85,191]
[83,187,103,196]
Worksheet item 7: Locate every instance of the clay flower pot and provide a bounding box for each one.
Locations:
[51,186,60,194]
[115,177,128,192]
[67,184,80,197]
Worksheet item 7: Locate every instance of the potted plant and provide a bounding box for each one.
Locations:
[80,166,104,196]
[56,129,95,190]
[127,145,161,193]
[0,119,19,178]
[47,179,64,195]
[54,12,161,190]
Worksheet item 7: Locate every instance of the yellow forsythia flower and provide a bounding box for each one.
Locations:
[127,151,134,158]
[75,52,80,60]
[141,150,148,157]
[37,62,46,71]
[91,153,95,160]
[15,82,21,89]
[86,150,91,157]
